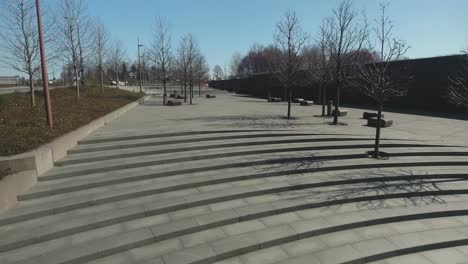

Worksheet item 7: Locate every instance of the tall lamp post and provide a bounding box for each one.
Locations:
[138,38,143,93]
[35,0,53,128]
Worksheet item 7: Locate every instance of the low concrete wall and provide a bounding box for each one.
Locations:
[0,96,148,210]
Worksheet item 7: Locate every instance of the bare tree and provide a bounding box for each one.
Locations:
[354,3,409,159]
[449,49,468,108]
[316,18,335,116]
[274,10,309,119]
[229,52,242,79]
[0,0,45,107]
[175,34,198,104]
[187,37,199,104]
[109,41,125,89]
[329,0,368,124]
[76,16,94,89]
[151,17,172,105]
[212,65,224,80]
[58,0,87,100]
[93,19,109,93]
[195,54,210,97]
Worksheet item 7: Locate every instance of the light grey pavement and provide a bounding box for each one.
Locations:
[0,87,468,264]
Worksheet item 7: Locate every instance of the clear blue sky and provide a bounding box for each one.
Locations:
[1,0,467,77]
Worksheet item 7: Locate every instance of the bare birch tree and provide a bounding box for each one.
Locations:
[274,10,309,120]
[354,3,409,159]
[329,0,368,124]
[151,17,172,105]
[449,49,468,108]
[0,0,44,107]
[93,19,109,93]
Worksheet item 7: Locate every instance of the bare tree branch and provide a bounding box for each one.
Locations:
[273,9,309,119]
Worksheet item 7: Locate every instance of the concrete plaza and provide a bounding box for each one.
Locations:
[0,88,468,264]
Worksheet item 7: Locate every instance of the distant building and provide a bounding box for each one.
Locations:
[0,76,20,86]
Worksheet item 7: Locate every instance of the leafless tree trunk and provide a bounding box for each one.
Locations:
[59,0,87,100]
[329,0,368,124]
[354,3,409,159]
[0,0,44,107]
[274,10,309,120]
[93,20,109,93]
[212,65,224,80]
[176,34,198,104]
[316,18,334,116]
[151,17,173,105]
[195,55,210,97]
[110,41,125,89]
[449,49,468,108]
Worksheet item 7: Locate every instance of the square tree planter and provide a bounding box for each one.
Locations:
[367,118,393,128]
[363,112,385,119]
[268,97,281,102]
[300,100,314,106]
[332,109,348,116]
[167,100,182,106]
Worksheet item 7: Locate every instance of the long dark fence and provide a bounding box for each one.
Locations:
[209,55,467,113]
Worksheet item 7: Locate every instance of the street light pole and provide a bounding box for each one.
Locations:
[138,38,143,93]
[35,0,53,129]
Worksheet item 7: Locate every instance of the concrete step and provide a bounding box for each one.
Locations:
[7,198,468,264]
[69,131,334,154]
[79,129,283,145]
[60,136,403,166]
[11,154,468,221]
[43,142,457,180]
[2,178,468,262]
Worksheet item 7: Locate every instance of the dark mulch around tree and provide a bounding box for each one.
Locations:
[0,86,144,156]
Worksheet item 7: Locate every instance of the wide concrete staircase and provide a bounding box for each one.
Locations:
[1,129,468,264]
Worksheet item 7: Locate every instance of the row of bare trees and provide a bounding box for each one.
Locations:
[226,0,412,158]
[150,18,210,105]
[0,0,124,105]
[0,0,211,107]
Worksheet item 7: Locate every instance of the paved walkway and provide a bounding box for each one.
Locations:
[1,88,468,264]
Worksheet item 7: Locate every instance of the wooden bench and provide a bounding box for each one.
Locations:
[363,112,384,119]
[367,118,393,128]
[205,94,216,98]
[332,109,348,116]
[300,100,314,106]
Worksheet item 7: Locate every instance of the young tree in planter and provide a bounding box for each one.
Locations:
[328,0,368,125]
[151,17,173,105]
[175,34,197,103]
[316,18,335,116]
[274,10,309,120]
[354,3,409,159]
[448,49,468,108]
[195,54,210,97]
